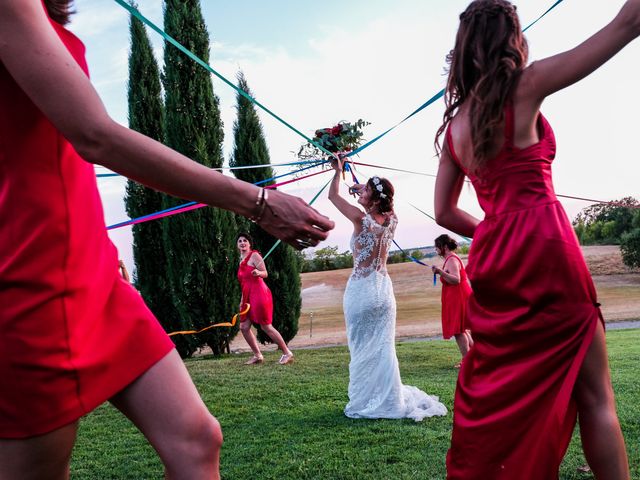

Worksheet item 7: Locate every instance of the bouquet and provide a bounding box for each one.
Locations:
[296,119,370,162]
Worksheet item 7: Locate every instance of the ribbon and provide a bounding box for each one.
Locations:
[344,0,566,158]
[113,0,334,158]
[168,303,250,336]
[107,162,331,230]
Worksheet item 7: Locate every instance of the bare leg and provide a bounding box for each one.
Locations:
[260,324,292,356]
[454,333,470,358]
[573,323,629,480]
[465,330,474,349]
[110,349,223,480]
[239,320,262,358]
[0,421,78,480]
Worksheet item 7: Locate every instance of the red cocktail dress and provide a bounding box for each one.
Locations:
[445,105,602,479]
[440,254,472,339]
[237,251,273,325]
[0,7,174,438]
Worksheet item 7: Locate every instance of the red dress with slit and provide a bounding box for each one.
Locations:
[0,8,174,438]
[440,254,472,339]
[445,106,602,479]
[237,251,273,325]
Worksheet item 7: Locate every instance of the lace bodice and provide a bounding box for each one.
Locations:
[350,213,397,280]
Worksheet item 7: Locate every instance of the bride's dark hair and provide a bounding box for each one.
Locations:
[367,177,394,214]
[44,0,75,25]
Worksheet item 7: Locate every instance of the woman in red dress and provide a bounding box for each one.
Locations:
[434,1,638,478]
[432,234,473,366]
[0,1,333,478]
[236,233,294,365]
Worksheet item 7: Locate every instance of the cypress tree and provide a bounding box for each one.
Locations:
[124,7,182,349]
[230,72,301,344]
[162,0,240,356]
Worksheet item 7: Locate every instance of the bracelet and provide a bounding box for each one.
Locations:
[250,188,267,223]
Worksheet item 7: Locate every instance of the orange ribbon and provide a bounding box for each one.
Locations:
[168,304,250,337]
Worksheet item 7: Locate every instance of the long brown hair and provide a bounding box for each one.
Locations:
[435,0,528,172]
[44,0,75,25]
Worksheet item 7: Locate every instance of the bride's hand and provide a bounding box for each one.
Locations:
[329,155,343,173]
[349,183,365,197]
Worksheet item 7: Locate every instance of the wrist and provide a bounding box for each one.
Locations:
[250,188,268,223]
[220,175,261,218]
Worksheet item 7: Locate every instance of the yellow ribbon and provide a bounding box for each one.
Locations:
[168,303,250,337]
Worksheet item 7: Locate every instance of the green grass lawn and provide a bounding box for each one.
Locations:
[71,329,640,479]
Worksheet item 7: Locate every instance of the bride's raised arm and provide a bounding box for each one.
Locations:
[328,157,365,227]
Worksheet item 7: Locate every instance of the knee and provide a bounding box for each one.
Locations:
[574,378,616,412]
[188,413,223,459]
[240,322,252,333]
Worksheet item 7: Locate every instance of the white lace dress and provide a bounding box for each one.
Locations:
[343,213,447,421]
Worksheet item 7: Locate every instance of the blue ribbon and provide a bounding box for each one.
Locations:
[106,160,327,230]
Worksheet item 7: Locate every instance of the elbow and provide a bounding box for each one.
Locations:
[434,208,449,228]
[71,118,116,165]
[620,5,640,38]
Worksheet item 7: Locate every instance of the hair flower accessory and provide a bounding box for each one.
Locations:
[371,177,387,198]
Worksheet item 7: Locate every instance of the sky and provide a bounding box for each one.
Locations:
[69,0,640,273]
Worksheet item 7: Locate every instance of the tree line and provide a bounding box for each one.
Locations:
[296,246,463,273]
[124,0,300,358]
[572,197,640,268]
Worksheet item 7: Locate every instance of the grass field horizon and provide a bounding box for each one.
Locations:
[230,245,640,353]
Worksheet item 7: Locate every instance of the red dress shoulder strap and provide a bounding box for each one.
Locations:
[443,253,463,270]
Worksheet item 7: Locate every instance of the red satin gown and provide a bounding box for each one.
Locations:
[237,251,273,325]
[0,10,174,438]
[445,105,602,479]
[440,254,472,339]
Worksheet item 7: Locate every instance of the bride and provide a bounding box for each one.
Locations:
[328,157,447,421]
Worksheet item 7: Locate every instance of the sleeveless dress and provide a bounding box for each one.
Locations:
[0,8,174,438]
[343,213,447,421]
[445,106,603,479]
[237,250,273,325]
[440,254,472,339]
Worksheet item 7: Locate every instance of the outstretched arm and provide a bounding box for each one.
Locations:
[521,1,640,106]
[434,148,480,238]
[328,157,365,227]
[0,0,334,249]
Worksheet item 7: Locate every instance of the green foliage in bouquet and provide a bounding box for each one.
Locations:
[297,119,370,161]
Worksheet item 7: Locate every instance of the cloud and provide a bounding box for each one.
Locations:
[76,0,640,271]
